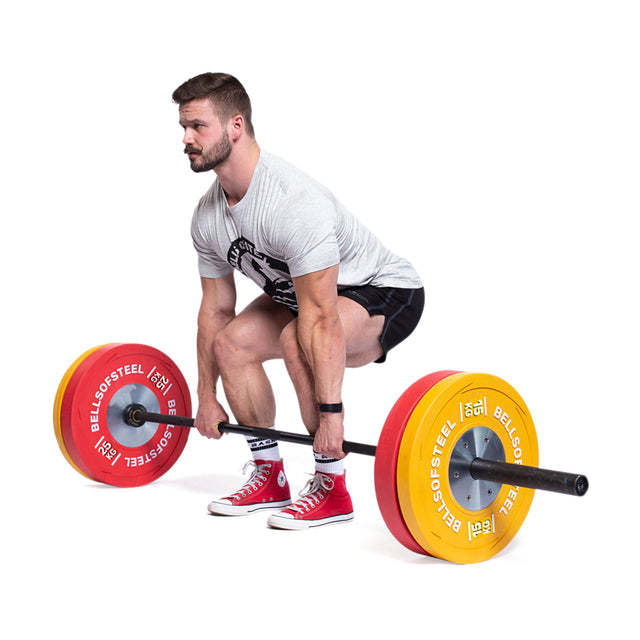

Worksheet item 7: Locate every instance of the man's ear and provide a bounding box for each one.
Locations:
[228,114,245,142]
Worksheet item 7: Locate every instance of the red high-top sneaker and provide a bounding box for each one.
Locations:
[267,471,354,530]
[208,459,291,515]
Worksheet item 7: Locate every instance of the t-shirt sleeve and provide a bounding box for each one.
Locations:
[275,194,341,278]
[191,208,234,278]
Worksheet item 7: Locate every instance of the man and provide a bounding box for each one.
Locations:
[173,72,424,529]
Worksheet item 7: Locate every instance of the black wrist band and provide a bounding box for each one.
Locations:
[315,402,343,413]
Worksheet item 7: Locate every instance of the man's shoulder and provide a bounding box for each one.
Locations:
[259,151,330,206]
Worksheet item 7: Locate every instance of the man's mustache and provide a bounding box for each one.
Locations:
[184,145,202,155]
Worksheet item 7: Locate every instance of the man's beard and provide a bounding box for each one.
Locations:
[185,133,232,173]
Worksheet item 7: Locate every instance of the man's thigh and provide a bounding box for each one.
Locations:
[337,296,385,367]
[339,286,425,365]
[226,293,296,362]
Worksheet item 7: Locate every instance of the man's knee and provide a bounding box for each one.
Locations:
[213,321,255,370]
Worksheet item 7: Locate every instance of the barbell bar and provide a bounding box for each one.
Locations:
[125,405,587,497]
[54,342,590,563]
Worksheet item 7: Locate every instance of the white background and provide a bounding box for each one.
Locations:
[1,1,637,638]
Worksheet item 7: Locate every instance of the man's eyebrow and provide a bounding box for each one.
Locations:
[179,117,207,126]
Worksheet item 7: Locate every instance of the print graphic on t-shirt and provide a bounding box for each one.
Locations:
[227,237,298,312]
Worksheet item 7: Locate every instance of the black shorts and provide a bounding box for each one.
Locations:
[339,285,425,363]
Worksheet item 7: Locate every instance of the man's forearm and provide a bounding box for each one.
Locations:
[196,312,234,400]
[298,311,346,405]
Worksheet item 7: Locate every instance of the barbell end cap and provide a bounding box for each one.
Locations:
[574,475,589,497]
[123,403,146,428]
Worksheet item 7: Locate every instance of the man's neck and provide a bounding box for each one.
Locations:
[215,142,261,207]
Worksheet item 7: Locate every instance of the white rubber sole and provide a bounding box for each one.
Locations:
[208,498,292,516]
[267,511,354,530]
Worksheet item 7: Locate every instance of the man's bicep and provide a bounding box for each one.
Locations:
[292,265,339,313]
[200,274,237,318]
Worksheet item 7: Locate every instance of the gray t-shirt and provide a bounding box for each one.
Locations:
[191,151,422,312]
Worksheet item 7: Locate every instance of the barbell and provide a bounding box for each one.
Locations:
[53,342,588,564]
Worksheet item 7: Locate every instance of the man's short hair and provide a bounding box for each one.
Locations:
[172,72,255,138]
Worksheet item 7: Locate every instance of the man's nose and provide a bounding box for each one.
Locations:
[182,128,195,145]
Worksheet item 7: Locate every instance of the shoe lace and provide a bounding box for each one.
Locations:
[289,472,334,514]
[229,460,272,498]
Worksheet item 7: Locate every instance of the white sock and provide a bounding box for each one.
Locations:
[245,426,281,462]
[313,450,344,475]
